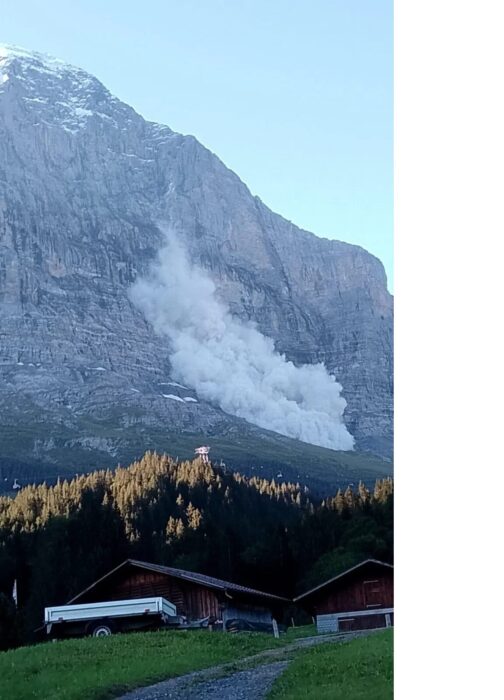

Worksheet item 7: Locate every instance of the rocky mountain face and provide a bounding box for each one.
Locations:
[0,47,393,484]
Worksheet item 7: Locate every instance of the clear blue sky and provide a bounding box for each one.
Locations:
[3,0,393,289]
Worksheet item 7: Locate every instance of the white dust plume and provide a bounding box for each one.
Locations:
[129,232,354,451]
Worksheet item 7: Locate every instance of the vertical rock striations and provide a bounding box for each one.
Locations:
[0,46,393,475]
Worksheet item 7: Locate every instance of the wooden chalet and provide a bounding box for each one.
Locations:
[68,559,288,628]
[294,559,393,634]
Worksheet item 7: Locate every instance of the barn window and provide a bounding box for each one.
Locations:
[363,579,383,607]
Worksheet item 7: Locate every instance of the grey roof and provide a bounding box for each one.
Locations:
[294,558,393,602]
[69,558,289,604]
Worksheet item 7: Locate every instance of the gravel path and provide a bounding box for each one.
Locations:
[120,660,289,700]
[119,630,377,700]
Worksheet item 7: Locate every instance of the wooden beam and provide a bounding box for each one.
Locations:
[335,607,394,619]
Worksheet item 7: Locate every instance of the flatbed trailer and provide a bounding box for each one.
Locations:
[44,597,179,638]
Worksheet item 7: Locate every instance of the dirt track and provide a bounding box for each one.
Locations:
[119,631,375,700]
[120,660,288,700]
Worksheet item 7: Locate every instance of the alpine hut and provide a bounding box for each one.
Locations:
[294,558,393,634]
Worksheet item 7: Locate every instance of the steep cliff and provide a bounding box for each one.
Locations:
[0,46,393,486]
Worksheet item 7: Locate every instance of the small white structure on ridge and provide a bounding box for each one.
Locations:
[194,446,210,464]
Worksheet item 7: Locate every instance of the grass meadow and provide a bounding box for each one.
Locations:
[0,629,284,700]
[269,629,393,699]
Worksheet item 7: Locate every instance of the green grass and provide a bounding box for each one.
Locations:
[0,623,392,700]
[283,624,317,640]
[0,630,284,700]
[269,629,393,699]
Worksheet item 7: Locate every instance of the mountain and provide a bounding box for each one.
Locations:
[0,46,393,490]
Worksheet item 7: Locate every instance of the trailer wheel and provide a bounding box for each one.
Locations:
[91,623,114,637]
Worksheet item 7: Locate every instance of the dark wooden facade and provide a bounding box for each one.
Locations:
[77,568,221,620]
[295,559,394,632]
[69,560,286,625]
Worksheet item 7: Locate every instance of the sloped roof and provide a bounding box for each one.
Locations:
[294,558,393,602]
[68,558,289,604]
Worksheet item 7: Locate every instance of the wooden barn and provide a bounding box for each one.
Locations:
[68,559,287,629]
[294,559,393,634]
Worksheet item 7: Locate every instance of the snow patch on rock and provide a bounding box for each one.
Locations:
[162,393,185,403]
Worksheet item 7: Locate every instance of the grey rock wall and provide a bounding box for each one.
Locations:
[0,47,393,471]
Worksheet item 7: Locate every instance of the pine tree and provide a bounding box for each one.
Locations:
[334,489,345,513]
[358,481,370,506]
[344,486,354,510]
[186,503,203,530]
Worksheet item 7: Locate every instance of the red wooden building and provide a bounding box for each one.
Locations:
[294,559,393,633]
[68,559,288,629]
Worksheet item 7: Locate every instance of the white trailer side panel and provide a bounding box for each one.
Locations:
[45,597,176,623]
